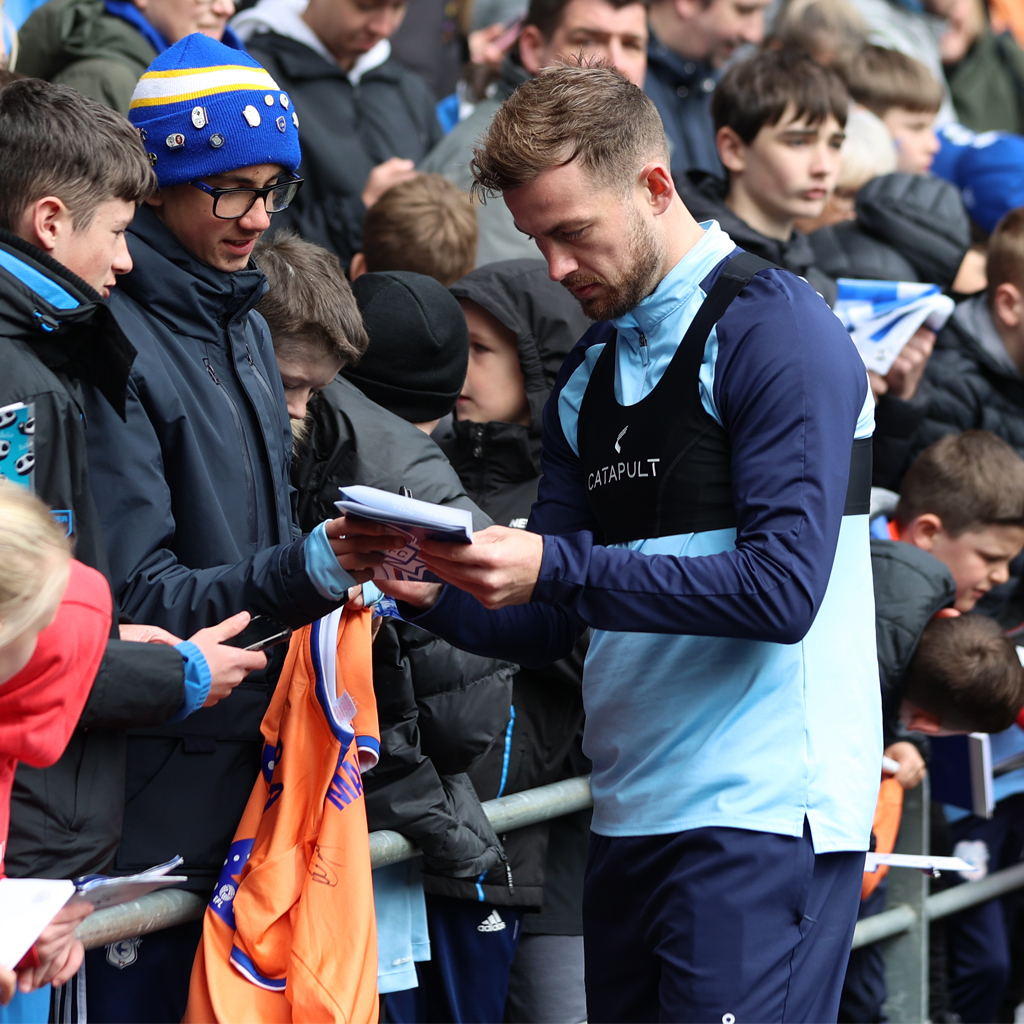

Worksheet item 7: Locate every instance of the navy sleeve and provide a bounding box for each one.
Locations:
[530,270,869,644]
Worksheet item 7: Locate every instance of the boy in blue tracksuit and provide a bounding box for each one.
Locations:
[363,64,882,1022]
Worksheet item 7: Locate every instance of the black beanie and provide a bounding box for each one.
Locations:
[342,271,469,423]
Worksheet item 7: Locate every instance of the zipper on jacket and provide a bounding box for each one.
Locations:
[246,345,280,409]
[635,330,650,403]
[205,357,260,545]
[472,422,485,460]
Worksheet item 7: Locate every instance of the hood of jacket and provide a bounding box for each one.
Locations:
[940,293,1022,383]
[854,173,970,290]
[443,260,590,516]
[17,0,157,83]
[676,170,838,304]
[807,218,921,285]
[115,205,268,340]
[872,537,956,726]
[0,229,136,417]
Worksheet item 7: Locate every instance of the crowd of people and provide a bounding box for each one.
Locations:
[2,0,1024,1020]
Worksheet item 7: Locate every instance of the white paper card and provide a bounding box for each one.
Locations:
[0,877,74,968]
[864,852,974,874]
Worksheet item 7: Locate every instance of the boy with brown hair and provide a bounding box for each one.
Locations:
[839,43,943,173]
[675,47,847,302]
[349,174,478,287]
[874,430,1024,1023]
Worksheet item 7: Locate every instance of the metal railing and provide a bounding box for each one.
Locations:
[74,773,1024,1022]
[76,775,594,951]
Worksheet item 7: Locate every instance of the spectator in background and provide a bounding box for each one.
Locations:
[77,36,395,1022]
[768,0,866,65]
[349,174,478,286]
[848,0,956,122]
[928,0,1024,135]
[675,48,846,303]
[17,0,240,114]
[420,0,648,267]
[232,0,442,267]
[839,43,943,173]
[644,0,772,178]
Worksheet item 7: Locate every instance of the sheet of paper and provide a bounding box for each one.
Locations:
[0,877,74,969]
[864,853,974,874]
[70,856,186,911]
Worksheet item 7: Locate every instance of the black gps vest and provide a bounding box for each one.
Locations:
[576,252,871,545]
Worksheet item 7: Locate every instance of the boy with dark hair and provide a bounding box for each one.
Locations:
[838,43,943,174]
[872,431,1024,1023]
[675,47,847,302]
[902,613,1024,734]
[349,174,478,287]
[259,254,517,1021]
[77,36,404,1022]
[0,75,266,1024]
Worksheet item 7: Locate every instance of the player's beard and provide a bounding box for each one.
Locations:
[562,206,664,321]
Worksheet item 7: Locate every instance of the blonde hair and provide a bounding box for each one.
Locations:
[837,43,944,116]
[0,483,70,649]
[838,106,897,191]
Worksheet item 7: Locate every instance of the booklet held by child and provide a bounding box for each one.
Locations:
[835,279,956,376]
[335,485,474,583]
[69,855,187,911]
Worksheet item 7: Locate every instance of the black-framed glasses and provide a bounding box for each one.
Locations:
[190,175,304,219]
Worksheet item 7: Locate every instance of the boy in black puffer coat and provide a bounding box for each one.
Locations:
[436,258,594,1024]
[281,265,520,1016]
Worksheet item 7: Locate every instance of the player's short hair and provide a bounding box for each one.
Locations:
[471,63,669,198]
[0,483,71,650]
[904,613,1024,733]
[0,78,155,231]
[711,48,848,144]
[363,175,478,287]
[254,231,369,367]
[987,206,1024,302]
[836,43,943,117]
[895,431,1024,535]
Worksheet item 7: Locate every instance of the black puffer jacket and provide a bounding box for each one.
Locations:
[674,170,838,305]
[809,173,971,291]
[293,375,515,880]
[241,30,443,265]
[912,295,1024,457]
[871,538,956,751]
[433,260,593,920]
[0,230,187,879]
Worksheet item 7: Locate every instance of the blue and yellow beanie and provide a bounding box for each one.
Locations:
[128,33,301,188]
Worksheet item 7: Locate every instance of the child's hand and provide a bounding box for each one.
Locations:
[0,964,16,1006]
[17,901,93,992]
[323,516,409,583]
[883,741,927,790]
[188,612,268,706]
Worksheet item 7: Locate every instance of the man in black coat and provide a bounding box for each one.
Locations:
[233,0,443,266]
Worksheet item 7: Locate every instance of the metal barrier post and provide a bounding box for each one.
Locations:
[881,777,930,1023]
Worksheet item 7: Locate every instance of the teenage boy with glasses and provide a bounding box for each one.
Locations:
[79,34,402,1023]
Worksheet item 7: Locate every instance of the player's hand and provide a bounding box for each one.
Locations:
[361,159,416,208]
[419,526,543,609]
[187,612,268,707]
[884,327,935,401]
[883,741,927,790]
[18,901,93,992]
[323,516,409,584]
[119,623,183,645]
